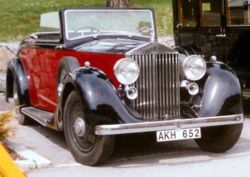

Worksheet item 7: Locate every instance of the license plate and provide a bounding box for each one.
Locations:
[156,128,201,142]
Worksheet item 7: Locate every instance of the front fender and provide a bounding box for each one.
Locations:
[6,58,29,105]
[62,67,139,125]
[198,62,243,117]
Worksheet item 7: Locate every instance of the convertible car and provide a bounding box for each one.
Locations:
[6,8,244,166]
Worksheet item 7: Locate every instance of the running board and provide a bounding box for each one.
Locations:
[21,107,53,126]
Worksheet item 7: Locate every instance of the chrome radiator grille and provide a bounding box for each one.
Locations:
[129,53,180,121]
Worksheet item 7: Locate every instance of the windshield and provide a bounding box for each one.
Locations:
[64,9,156,41]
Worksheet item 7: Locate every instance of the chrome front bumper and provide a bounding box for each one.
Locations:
[95,114,244,135]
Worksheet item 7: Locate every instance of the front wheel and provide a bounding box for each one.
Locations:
[195,124,243,153]
[63,91,115,166]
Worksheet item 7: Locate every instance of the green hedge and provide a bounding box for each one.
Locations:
[0,0,172,41]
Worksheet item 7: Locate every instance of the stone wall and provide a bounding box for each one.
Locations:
[0,43,19,92]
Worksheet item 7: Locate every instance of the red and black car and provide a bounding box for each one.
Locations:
[6,8,244,165]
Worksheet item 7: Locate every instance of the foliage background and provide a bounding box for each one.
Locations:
[0,0,173,41]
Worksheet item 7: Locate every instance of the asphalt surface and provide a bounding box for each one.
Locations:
[12,115,250,177]
[2,94,250,177]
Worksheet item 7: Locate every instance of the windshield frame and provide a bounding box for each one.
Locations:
[60,8,157,44]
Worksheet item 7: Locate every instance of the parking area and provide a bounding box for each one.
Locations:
[17,117,250,177]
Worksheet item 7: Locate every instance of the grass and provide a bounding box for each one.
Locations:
[131,0,173,37]
[0,0,173,41]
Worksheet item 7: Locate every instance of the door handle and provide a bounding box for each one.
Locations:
[215,33,226,38]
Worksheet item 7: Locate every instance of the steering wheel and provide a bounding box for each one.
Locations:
[73,26,100,37]
[138,26,152,34]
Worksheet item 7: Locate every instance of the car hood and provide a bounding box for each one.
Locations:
[75,38,146,54]
[126,42,176,55]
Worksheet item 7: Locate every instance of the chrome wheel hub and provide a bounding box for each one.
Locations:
[57,83,64,97]
[74,117,86,137]
[13,91,18,104]
[13,83,19,105]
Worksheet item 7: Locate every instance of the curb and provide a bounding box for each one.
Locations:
[0,143,26,177]
[4,140,52,171]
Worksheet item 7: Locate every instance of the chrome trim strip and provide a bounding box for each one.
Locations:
[95,114,244,135]
[36,39,60,43]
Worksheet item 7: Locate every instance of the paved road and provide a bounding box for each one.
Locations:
[10,115,250,177]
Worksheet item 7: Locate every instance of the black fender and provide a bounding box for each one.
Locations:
[61,67,140,126]
[6,58,29,105]
[197,62,243,117]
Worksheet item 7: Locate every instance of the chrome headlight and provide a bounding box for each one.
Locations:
[114,58,140,85]
[183,55,206,81]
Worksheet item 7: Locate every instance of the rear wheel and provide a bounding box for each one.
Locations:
[63,91,115,166]
[195,124,243,152]
[13,80,33,125]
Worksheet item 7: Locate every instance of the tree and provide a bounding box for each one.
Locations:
[106,0,129,8]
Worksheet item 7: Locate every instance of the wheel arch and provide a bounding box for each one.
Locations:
[60,82,76,119]
[5,58,29,105]
[194,62,243,153]
[197,62,243,117]
[59,66,139,129]
[55,56,81,130]
[57,56,80,83]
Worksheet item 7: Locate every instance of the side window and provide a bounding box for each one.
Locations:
[40,12,60,32]
[228,0,249,25]
[178,0,198,27]
[200,0,222,27]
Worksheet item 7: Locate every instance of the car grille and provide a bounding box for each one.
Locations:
[129,53,180,121]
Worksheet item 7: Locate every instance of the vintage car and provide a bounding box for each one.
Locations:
[173,0,250,100]
[6,8,244,166]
